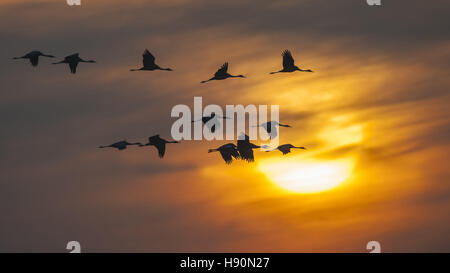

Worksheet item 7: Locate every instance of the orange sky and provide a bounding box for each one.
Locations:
[0,0,449,252]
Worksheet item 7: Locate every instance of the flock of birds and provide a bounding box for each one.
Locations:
[13,52,96,74]
[209,134,306,164]
[99,135,179,159]
[13,49,312,164]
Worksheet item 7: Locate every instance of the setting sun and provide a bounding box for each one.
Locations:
[259,159,355,194]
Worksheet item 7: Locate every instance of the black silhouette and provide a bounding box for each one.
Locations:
[130,49,173,71]
[208,143,240,164]
[237,134,268,162]
[53,53,96,74]
[254,121,291,139]
[192,113,230,133]
[13,51,55,67]
[99,140,142,151]
[140,135,178,158]
[201,62,245,83]
[270,50,313,74]
[266,144,306,155]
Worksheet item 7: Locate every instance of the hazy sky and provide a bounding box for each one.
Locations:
[0,0,449,252]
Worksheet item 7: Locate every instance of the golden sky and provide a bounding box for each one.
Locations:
[0,0,449,252]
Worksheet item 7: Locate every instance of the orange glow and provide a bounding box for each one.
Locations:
[259,158,355,193]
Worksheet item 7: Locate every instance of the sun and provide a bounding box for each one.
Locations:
[258,159,354,194]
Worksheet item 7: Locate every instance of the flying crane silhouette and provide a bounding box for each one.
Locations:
[253,121,292,139]
[52,53,96,74]
[270,50,313,74]
[140,135,178,158]
[266,144,306,155]
[130,49,173,71]
[13,51,55,67]
[237,134,268,162]
[192,113,230,133]
[201,62,245,83]
[99,140,142,151]
[208,143,240,164]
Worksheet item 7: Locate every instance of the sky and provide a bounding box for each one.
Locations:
[0,0,449,252]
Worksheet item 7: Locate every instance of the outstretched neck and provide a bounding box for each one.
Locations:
[201,78,213,83]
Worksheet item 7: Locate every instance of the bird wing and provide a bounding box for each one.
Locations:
[269,129,278,139]
[142,49,156,67]
[222,144,240,160]
[69,62,78,74]
[149,135,160,143]
[214,62,228,77]
[66,53,79,62]
[282,50,295,69]
[279,145,291,155]
[238,134,250,142]
[149,135,166,158]
[29,56,39,67]
[230,147,240,159]
[264,122,272,134]
[202,116,212,123]
[240,148,255,162]
[266,122,278,139]
[237,141,255,162]
[204,116,221,132]
[154,143,166,158]
[114,142,127,150]
[219,149,234,164]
